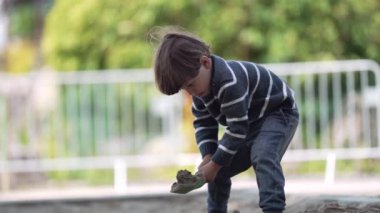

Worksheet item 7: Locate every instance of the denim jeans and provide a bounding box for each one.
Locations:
[207,106,299,213]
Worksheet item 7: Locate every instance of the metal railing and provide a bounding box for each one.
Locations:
[0,69,184,192]
[0,69,183,156]
[0,59,379,192]
[271,60,380,149]
[269,60,380,184]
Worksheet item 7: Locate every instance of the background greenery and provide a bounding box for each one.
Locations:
[42,0,380,71]
[2,0,380,187]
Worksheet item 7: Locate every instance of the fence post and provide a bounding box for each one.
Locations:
[0,161,10,192]
[0,96,10,192]
[114,158,127,194]
[324,152,336,185]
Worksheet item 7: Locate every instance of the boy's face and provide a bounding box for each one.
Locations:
[182,56,212,97]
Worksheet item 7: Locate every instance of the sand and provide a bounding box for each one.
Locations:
[286,196,380,213]
[1,177,380,212]
[1,190,380,213]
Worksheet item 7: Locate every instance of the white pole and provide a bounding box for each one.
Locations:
[114,158,127,194]
[324,152,336,185]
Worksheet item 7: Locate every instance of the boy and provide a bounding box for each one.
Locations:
[153,29,299,213]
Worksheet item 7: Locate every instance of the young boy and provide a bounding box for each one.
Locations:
[153,29,299,213]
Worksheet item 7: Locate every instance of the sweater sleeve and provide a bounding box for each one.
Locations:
[192,96,219,158]
[212,62,250,166]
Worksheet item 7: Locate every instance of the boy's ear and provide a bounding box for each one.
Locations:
[200,55,212,69]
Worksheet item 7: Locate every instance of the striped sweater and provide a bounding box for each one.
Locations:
[192,55,295,166]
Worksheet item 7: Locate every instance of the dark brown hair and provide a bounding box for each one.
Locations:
[152,27,211,95]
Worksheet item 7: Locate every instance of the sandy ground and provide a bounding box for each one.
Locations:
[1,177,380,212]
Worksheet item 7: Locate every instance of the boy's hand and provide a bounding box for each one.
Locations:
[197,160,222,182]
[197,154,212,169]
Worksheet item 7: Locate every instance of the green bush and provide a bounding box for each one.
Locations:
[5,41,35,73]
[43,0,379,72]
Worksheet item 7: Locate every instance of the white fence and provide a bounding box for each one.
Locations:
[0,59,380,192]
[270,60,380,156]
[0,69,185,192]
[267,60,380,184]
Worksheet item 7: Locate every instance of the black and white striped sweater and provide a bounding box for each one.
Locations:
[192,55,295,166]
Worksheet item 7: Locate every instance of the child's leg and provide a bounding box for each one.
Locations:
[207,145,252,213]
[250,108,298,212]
[207,173,231,213]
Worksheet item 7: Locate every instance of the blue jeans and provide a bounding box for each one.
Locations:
[207,106,299,213]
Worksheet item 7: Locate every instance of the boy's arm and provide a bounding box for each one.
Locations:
[212,62,250,166]
[192,97,219,158]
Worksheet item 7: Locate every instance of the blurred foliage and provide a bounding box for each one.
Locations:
[42,0,380,165]
[284,159,380,176]
[48,169,113,185]
[46,165,194,186]
[9,0,53,39]
[9,4,37,39]
[1,0,52,72]
[43,0,153,71]
[41,159,380,188]
[43,0,379,71]
[4,40,35,73]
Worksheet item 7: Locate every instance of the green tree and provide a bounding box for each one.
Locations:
[43,0,155,70]
[43,0,379,71]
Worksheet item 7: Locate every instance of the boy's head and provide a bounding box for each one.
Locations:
[153,28,212,96]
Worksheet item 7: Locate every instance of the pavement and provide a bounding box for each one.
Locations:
[0,176,380,213]
[1,176,379,202]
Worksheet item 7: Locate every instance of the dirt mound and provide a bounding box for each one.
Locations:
[286,196,380,213]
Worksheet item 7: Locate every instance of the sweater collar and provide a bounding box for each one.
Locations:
[200,55,234,101]
[211,55,234,88]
